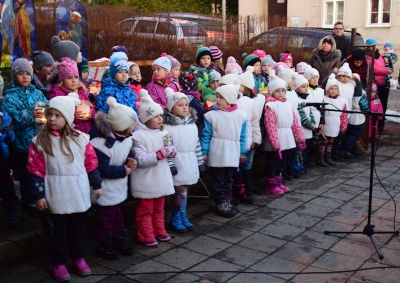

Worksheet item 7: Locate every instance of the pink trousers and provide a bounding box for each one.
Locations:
[135,197,167,243]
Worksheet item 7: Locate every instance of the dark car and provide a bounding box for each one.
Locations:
[246,27,364,53]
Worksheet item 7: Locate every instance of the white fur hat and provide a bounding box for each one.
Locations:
[325,73,340,91]
[304,67,320,81]
[107,97,137,132]
[296,62,309,74]
[239,66,255,90]
[139,89,163,123]
[218,70,240,86]
[47,93,80,126]
[215,84,239,105]
[337,62,352,77]
[277,65,296,83]
[165,87,188,112]
[293,74,309,90]
[268,74,287,95]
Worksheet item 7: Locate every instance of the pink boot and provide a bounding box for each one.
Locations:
[276,176,289,193]
[51,264,71,281]
[264,177,284,195]
[72,258,92,276]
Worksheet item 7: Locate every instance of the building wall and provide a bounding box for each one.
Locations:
[238,0,266,17]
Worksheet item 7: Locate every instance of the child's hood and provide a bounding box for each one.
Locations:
[162,108,197,126]
[91,111,112,138]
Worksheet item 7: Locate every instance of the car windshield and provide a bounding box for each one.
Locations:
[179,22,207,36]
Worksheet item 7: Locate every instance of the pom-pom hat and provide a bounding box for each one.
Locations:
[209,46,223,60]
[47,93,80,126]
[152,56,172,73]
[239,66,255,90]
[293,74,309,90]
[215,84,239,105]
[57,57,79,83]
[277,65,296,84]
[268,74,287,95]
[253,49,266,58]
[261,55,275,67]
[225,56,243,74]
[304,67,320,81]
[51,36,80,62]
[325,73,340,91]
[139,89,163,124]
[11,58,33,79]
[106,96,137,132]
[281,53,293,62]
[296,62,308,74]
[196,45,212,63]
[242,53,261,69]
[165,87,188,112]
[337,62,352,77]
[218,70,240,86]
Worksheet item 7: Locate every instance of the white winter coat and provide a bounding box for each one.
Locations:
[323,96,347,137]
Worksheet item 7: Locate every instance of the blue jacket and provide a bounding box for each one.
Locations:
[2,82,48,153]
[0,110,15,158]
[96,77,139,114]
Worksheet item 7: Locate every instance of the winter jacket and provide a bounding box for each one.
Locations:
[369,97,384,137]
[237,95,255,150]
[49,84,96,134]
[201,85,217,102]
[188,64,213,92]
[344,56,369,89]
[163,109,202,186]
[332,34,351,61]
[2,82,48,153]
[366,51,390,86]
[145,80,179,108]
[90,112,133,206]
[297,94,315,140]
[0,110,15,158]
[252,93,266,144]
[26,131,102,214]
[323,95,348,137]
[254,73,267,94]
[96,76,139,114]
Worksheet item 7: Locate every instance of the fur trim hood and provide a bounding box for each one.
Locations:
[318,35,337,51]
[162,108,197,126]
[91,111,111,139]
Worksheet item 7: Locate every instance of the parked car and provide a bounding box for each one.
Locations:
[157,12,238,43]
[116,16,209,47]
[246,27,364,53]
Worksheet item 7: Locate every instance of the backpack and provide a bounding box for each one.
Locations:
[259,102,267,140]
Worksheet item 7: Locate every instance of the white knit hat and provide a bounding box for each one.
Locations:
[165,87,188,112]
[139,89,163,123]
[293,74,309,90]
[215,84,239,105]
[218,70,240,86]
[268,74,287,95]
[47,93,80,126]
[304,66,320,81]
[238,66,255,90]
[277,65,296,83]
[337,62,352,77]
[152,56,172,73]
[296,62,309,74]
[325,73,340,91]
[106,97,137,132]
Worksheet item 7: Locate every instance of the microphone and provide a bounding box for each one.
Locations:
[298,102,329,107]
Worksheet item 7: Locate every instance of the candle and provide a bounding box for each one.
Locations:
[34,101,47,124]
[76,100,91,120]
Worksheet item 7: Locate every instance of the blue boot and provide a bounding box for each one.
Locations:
[170,211,187,233]
[180,198,195,230]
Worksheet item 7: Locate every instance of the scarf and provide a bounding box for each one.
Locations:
[296,91,309,99]
[128,78,140,85]
[152,74,173,87]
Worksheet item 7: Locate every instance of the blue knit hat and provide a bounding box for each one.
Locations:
[366,38,377,45]
[11,58,33,79]
[384,42,393,49]
[242,53,261,69]
[196,45,212,63]
[152,56,172,73]
[109,52,129,78]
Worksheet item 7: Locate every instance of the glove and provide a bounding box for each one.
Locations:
[164,146,176,158]
[156,148,168,160]
[276,149,282,160]
[297,142,306,151]
[170,166,178,176]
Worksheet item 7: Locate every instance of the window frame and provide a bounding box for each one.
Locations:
[322,0,345,28]
[367,0,392,27]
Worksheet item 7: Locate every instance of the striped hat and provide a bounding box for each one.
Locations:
[196,45,212,63]
[242,53,261,69]
[209,46,223,60]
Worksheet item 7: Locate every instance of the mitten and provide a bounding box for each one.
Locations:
[198,163,206,178]
[170,166,178,176]
[156,147,168,160]
[297,142,306,151]
[164,145,176,158]
[276,149,282,160]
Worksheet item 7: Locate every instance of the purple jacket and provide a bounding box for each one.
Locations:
[49,85,96,133]
[145,80,179,107]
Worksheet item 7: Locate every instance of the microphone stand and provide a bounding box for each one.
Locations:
[321,107,400,260]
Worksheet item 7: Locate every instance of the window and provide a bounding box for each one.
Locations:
[368,0,391,25]
[156,22,175,35]
[134,20,156,34]
[323,0,344,27]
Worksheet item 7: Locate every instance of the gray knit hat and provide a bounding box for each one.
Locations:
[51,36,80,62]
[31,50,54,69]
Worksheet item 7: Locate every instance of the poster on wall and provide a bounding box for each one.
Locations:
[0,0,37,67]
[55,0,88,59]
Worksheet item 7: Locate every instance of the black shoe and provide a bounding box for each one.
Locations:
[97,238,120,260]
[282,171,293,181]
[113,230,134,256]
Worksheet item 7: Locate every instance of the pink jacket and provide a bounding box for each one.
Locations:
[369,97,384,137]
[49,85,96,133]
[366,53,390,86]
[145,80,179,107]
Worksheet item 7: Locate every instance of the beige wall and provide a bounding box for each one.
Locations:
[238,0,266,17]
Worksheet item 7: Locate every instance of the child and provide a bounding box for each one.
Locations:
[281,52,294,69]
[369,84,384,138]
[2,58,48,207]
[202,71,221,105]
[128,62,142,111]
[242,53,267,94]
[26,93,103,281]
[49,57,96,134]
[162,53,181,87]
[341,74,369,157]
[163,88,204,232]
[225,56,243,75]
[0,109,18,227]
[210,46,225,75]
[345,48,369,89]
[263,74,305,195]
[382,42,398,88]
[201,84,248,217]
[189,45,213,92]
[319,74,348,167]
[146,56,179,107]
[130,89,176,247]
[96,52,139,114]
[260,55,275,89]
[90,97,138,260]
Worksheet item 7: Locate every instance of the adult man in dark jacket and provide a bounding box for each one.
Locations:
[332,21,351,61]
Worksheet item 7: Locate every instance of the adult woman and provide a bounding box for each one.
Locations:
[365,38,390,132]
[310,36,342,86]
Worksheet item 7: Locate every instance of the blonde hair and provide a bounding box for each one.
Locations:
[36,122,82,162]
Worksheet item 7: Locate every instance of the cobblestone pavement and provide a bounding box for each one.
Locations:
[1,91,400,282]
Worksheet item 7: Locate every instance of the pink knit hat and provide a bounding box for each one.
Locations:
[57,57,78,83]
[281,53,293,62]
[253,49,266,58]
[209,46,223,60]
[225,56,243,75]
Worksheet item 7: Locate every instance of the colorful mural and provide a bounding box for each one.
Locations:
[55,0,88,59]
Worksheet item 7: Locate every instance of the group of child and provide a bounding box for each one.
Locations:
[0,38,384,281]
